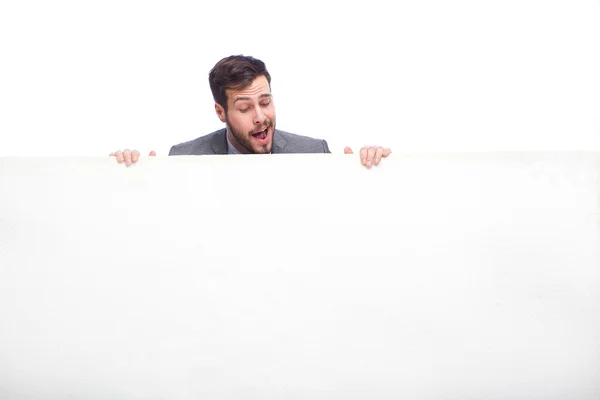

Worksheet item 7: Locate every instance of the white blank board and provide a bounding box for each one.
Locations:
[0,153,599,399]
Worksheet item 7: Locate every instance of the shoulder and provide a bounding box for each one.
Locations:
[169,128,227,155]
[275,129,331,154]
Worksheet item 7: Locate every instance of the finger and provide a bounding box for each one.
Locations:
[109,152,115,156]
[149,150,156,156]
[115,150,124,163]
[123,149,132,166]
[374,146,384,165]
[131,150,140,164]
[382,148,392,157]
[344,146,353,154]
[366,147,377,168]
[360,147,368,165]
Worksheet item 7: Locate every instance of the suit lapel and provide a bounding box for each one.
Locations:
[272,130,287,154]
[210,129,229,155]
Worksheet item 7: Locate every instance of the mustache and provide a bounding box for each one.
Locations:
[251,119,274,133]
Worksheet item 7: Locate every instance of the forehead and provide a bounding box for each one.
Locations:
[227,75,271,103]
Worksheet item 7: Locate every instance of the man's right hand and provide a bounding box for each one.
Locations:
[109,149,157,166]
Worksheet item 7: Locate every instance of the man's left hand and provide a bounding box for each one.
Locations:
[344,146,392,168]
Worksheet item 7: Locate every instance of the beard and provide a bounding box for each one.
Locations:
[226,116,275,154]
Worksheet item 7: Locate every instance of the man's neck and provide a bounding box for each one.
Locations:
[226,130,245,154]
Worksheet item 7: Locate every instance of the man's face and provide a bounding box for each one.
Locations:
[218,75,276,154]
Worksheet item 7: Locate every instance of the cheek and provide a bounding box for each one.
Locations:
[229,114,251,130]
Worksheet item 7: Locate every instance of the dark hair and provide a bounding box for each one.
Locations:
[209,55,271,112]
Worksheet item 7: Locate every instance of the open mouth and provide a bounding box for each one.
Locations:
[252,127,269,141]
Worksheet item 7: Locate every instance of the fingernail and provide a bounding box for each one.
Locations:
[367,161,372,167]
[362,158,366,164]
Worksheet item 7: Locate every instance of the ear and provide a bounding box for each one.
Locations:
[215,103,226,123]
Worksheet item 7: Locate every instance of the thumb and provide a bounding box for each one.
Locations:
[344,146,354,154]
[149,151,157,156]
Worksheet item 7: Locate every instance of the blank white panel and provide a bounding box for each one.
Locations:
[0,153,599,398]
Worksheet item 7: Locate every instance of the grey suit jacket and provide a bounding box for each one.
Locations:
[168,128,331,155]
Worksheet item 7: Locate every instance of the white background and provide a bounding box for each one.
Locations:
[0,0,599,156]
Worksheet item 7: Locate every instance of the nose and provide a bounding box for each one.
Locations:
[253,106,265,125]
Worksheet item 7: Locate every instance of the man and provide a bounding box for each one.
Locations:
[111,55,391,167]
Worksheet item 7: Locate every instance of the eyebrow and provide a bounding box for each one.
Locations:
[233,94,272,103]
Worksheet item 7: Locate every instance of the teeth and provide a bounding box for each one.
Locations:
[254,128,267,136]
[252,127,268,139]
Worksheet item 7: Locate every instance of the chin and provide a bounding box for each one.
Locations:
[254,144,272,154]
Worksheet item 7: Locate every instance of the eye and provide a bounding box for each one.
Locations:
[239,108,250,113]
[260,100,271,107]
